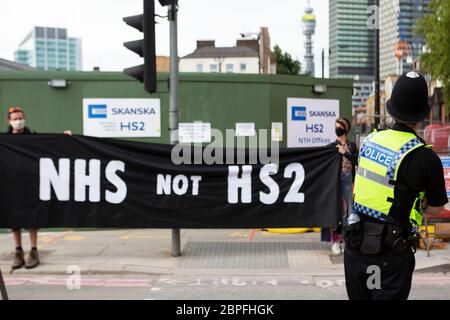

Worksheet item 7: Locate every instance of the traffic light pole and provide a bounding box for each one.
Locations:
[169,3,181,257]
[374,0,380,128]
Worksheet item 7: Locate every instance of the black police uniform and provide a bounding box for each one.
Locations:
[344,123,448,300]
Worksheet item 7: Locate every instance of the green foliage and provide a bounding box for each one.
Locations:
[273,45,303,76]
[416,0,450,108]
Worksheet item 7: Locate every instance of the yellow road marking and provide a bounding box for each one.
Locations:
[40,231,73,248]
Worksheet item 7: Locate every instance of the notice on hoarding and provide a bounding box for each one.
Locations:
[235,123,256,137]
[287,98,340,148]
[179,122,212,143]
[83,99,161,138]
[271,122,283,142]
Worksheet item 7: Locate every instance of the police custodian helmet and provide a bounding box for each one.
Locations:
[386,71,430,124]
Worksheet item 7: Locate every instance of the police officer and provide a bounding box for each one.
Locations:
[344,72,448,300]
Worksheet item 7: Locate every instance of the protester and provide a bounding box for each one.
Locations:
[6,107,40,269]
[6,106,74,270]
[6,106,73,270]
[321,118,358,255]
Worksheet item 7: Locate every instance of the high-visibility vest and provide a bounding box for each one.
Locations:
[353,129,431,229]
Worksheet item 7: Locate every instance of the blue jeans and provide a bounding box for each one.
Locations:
[321,172,353,242]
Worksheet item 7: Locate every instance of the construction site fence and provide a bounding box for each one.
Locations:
[352,114,450,157]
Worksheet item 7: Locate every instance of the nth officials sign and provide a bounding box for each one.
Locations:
[0,135,341,229]
[287,98,340,148]
[83,98,161,138]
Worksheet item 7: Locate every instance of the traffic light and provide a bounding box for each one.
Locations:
[123,0,157,94]
[158,0,177,5]
[123,0,178,94]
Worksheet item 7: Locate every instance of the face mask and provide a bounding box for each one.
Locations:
[10,119,25,131]
[335,127,346,137]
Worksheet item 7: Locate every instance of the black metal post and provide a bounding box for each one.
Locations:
[0,267,9,300]
[322,48,325,78]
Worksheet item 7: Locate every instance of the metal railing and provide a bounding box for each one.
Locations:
[352,114,450,155]
[352,114,394,148]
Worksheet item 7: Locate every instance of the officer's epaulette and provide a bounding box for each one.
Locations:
[371,127,389,134]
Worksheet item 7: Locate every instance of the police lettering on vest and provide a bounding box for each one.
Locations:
[360,142,395,167]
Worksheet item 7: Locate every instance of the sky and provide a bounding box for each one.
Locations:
[0,0,330,77]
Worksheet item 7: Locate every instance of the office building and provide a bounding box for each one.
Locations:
[380,0,430,79]
[329,0,375,79]
[15,26,82,71]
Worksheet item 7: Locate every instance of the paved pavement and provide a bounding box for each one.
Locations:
[1,229,449,299]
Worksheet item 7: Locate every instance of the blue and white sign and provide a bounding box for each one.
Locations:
[287,98,340,148]
[83,99,161,138]
[88,105,108,119]
[440,157,450,197]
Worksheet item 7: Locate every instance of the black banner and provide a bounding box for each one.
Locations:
[0,134,341,229]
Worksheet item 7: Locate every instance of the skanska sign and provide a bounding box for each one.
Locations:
[287,98,340,148]
[83,99,161,138]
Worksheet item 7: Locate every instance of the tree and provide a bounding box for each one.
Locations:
[416,0,450,108]
[273,45,302,75]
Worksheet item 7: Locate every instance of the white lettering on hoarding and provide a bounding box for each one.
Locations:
[39,158,127,204]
